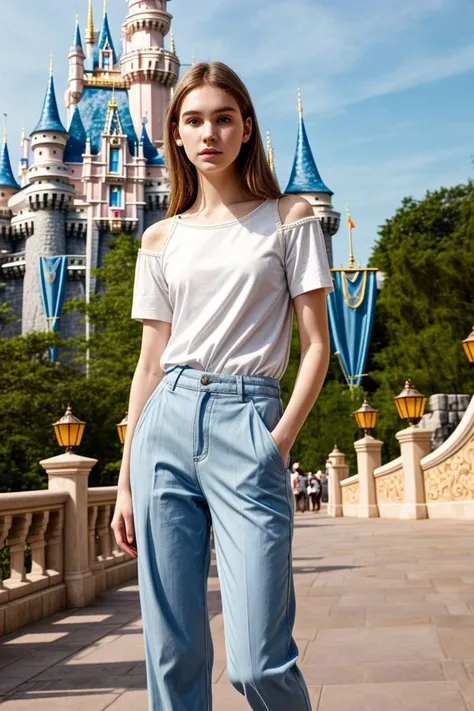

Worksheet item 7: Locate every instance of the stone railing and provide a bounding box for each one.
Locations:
[328,395,473,520]
[0,452,136,637]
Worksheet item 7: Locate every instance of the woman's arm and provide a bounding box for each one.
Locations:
[271,195,331,465]
[271,287,330,465]
[117,320,172,493]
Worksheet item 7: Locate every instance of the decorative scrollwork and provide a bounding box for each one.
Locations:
[376,469,404,503]
[342,482,359,504]
[424,435,474,501]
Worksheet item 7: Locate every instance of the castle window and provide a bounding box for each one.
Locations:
[109,186,123,208]
[109,148,121,174]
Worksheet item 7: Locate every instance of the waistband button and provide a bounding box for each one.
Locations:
[201,375,210,385]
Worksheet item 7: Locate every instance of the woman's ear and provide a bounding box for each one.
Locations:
[171,121,182,146]
[242,116,252,144]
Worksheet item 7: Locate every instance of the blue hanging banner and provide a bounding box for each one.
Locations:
[39,256,68,363]
[327,268,378,387]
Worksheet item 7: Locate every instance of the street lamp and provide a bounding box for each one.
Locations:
[353,399,379,435]
[116,412,128,445]
[53,405,86,452]
[394,380,427,426]
[462,327,474,363]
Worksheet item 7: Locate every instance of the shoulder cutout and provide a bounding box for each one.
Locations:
[141,216,175,254]
[277,195,314,226]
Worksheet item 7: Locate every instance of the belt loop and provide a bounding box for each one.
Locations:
[171,365,188,391]
[236,375,245,402]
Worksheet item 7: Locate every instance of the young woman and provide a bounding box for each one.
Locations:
[111,61,333,711]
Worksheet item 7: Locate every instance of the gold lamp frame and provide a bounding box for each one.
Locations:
[116,412,128,445]
[53,405,86,452]
[394,380,427,426]
[353,399,379,435]
[462,327,474,363]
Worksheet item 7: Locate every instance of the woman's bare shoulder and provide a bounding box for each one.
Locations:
[141,216,176,253]
[277,195,314,226]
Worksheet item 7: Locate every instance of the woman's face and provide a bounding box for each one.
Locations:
[174,85,252,175]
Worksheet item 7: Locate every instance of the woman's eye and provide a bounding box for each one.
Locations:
[218,116,231,123]
[187,119,200,125]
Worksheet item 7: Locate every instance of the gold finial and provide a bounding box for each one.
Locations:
[20,126,25,146]
[297,86,303,117]
[49,52,54,77]
[3,116,7,144]
[103,0,107,15]
[192,52,196,67]
[266,130,275,175]
[108,86,117,109]
[170,29,176,54]
[346,204,356,268]
[86,0,95,44]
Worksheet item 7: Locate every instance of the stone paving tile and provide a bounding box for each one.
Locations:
[319,681,468,711]
[1,510,474,710]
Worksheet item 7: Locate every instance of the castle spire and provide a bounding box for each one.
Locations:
[98,3,117,65]
[72,13,83,51]
[86,0,95,45]
[0,119,20,190]
[32,61,67,135]
[285,87,333,195]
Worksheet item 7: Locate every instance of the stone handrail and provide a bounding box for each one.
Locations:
[329,395,473,520]
[0,458,136,637]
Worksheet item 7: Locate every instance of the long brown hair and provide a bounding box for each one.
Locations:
[164,61,283,217]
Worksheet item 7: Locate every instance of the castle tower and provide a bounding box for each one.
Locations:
[0,125,21,247]
[285,89,340,267]
[120,0,180,146]
[21,61,74,334]
[65,14,85,121]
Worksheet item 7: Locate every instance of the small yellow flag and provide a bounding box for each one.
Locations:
[348,215,355,229]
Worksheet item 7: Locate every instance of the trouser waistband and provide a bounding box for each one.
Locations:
[163,365,281,399]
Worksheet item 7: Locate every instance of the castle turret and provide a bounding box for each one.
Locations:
[121,0,180,146]
[285,89,340,267]
[0,125,21,244]
[21,61,74,334]
[66,14,85,120]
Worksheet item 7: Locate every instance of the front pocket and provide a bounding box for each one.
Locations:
[133,380,166,440]
[249,398,287,472]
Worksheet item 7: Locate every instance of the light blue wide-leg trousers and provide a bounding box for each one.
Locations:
[130,365,311,711]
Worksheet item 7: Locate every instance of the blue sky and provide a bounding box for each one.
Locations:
[0,0,473,267]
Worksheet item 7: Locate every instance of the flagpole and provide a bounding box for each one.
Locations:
[346,204,356,268]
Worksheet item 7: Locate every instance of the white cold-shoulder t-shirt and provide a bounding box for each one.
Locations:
[131,198,333,379]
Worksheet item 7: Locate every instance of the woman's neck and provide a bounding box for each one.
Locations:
[191,168,255,214]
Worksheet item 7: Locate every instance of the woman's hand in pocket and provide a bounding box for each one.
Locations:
[271,427,291,470]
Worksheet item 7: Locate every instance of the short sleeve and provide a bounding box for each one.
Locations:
[283,218,334,299]
[131,249,173,323]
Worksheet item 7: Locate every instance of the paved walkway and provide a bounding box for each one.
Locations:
[1,508,474,710]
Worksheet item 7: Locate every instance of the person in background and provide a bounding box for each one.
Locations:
[295,465,308,513]
[307,471,322,512]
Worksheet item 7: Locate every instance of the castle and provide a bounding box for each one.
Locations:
[0,0,340,342]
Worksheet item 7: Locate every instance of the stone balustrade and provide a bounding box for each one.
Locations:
[329,395,474,521]
[0,453,136,637]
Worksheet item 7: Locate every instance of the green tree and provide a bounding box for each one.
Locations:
[0,332,82,492]
[367,181,474,461]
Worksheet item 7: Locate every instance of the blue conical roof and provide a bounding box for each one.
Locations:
[285,114,333,195]
[72,17,83,51]
[64,106,87,163]
[98,13,117,65]
[141,120,165,166]
[32,74,67,135]
[0,140,20,190]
